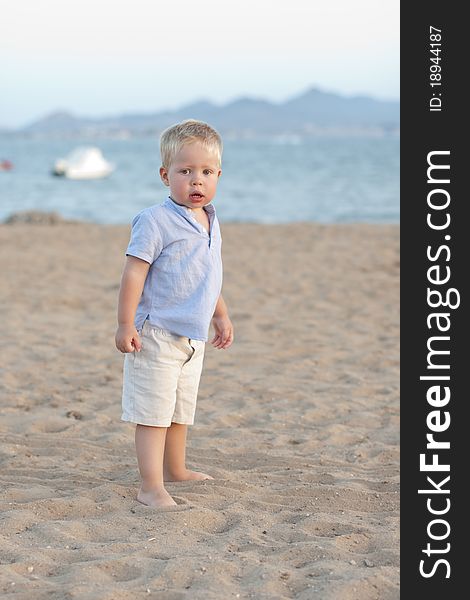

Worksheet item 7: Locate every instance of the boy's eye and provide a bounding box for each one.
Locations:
[204,169,213,175]
[180,169,190,174]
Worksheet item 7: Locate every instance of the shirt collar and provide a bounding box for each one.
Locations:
[165,195,216,216]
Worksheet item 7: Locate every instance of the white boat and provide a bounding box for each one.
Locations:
[52,147,114,179]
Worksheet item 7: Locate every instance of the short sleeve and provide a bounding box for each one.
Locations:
[125,210,163,264]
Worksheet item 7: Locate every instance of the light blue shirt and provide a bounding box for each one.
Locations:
[125,196,223,341]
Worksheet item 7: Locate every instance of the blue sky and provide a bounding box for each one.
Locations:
[1,0,399,128]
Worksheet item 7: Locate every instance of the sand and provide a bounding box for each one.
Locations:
[0,217,399,599]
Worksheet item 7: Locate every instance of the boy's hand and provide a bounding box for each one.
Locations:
[115,324,142,353]
[210,315,233,350]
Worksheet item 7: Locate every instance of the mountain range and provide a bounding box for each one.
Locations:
[16,87,399,138]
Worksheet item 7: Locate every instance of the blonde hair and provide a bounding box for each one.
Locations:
[160,119,223,169]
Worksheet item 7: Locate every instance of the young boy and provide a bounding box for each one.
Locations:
[115,120,233,508]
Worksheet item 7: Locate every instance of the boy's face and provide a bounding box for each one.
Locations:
[159,141,222,211]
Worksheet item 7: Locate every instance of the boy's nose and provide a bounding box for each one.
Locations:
[191,172,203,184]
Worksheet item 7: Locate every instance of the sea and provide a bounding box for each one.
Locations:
[0,136,399,225]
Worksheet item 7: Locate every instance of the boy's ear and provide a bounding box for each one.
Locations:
[217,169,222,178]
[159,166,169,186]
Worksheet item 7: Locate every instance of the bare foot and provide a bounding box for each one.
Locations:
[164,468,214,482]
[137,485,177,508]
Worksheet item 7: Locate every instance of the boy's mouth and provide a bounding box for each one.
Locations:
[189,193,204,202]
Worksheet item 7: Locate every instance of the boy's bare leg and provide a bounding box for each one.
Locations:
[163,422,214,481]
[135,424,177,507]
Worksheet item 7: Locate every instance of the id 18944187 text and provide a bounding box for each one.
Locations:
[429,26,443,112]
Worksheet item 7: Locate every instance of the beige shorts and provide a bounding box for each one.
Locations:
[121,320,206,427]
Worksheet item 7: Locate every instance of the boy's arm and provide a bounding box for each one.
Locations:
[115,256,151,353]
[210,294,234,349]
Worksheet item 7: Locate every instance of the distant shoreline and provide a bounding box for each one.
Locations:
[4,87,399,138]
